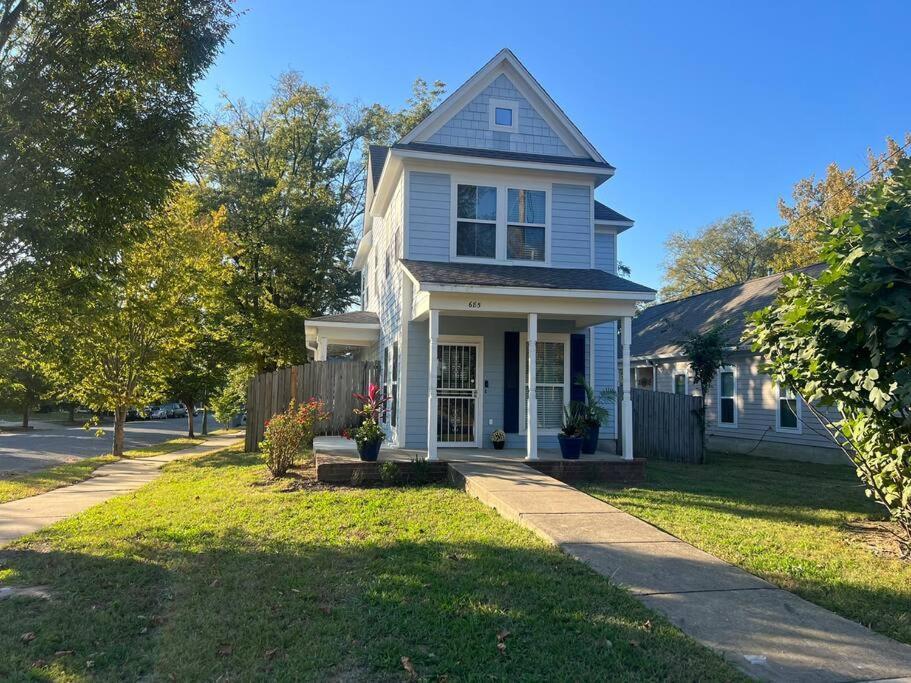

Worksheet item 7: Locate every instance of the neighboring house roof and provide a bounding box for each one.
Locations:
[594,200,632,224]
[631,263,826,358]
[369,145,388,189]
[308,311,379,325]
[392,142,615,171]
[401,259,655,293]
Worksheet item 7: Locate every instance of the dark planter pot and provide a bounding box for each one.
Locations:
[492,441,505,450]
[357,439,382,462]
[581,424,600,454]
[558,434,583,459]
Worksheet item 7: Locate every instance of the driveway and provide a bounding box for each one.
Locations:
[0,415,228,475]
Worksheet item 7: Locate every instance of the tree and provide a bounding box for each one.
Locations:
[0,0,233,299]
[659,212,782,299]
[773,134,910,270]
[66,185,229,456]
[679,324,730,399]
[165,334,236,438]
[746,159,911,555]
[197,73,444,371]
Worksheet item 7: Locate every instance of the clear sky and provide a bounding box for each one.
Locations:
[196,0,911,290]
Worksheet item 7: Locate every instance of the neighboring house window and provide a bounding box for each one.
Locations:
[489,98,518,133]
[674,373,687,395]
[456,184,497,258]
[718,367,737,426]
[635,366,655,390]
[777,384,801,432]
[520,334,569,432]
[391,341,398,427]
[507,188,546,261]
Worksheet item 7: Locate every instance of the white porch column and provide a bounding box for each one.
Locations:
[526,313,538,460]
[621,316,633,460]
[427,309,439,461]
[316,336,329,362]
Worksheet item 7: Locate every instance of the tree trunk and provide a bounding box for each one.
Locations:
[22,403,29,429]
[113,406,126,457]
[68,404,76,423]
[186,399,195,438]
[202,407,209,436]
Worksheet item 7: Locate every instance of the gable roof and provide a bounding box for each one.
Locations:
[368,145,388,189]
[398,48,607,164]
[392,142,615,170]
[594,200,632,224]
[401,259,655,294]
[631,263,826,358]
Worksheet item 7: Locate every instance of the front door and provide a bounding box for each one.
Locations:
[436,342,481,447]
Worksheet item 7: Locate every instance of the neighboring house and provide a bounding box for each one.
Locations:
[629,264,847,464]
[305,48,655,459]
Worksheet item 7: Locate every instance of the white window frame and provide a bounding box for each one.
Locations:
[673,372,688,395]
[775,383,802,434]
[449,174,551,266]
[489,98,519,133]
[635,365,656,391]
[518,332,570,435]
[717,365,738,428]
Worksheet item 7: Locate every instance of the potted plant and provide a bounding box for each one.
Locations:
[345,384,389,461]
[574,376,616,454]
[558,402,587,459]
[491,429,506,450]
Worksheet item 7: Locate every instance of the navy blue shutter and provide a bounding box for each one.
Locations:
[503,332,520,432]
[570,333,586,404]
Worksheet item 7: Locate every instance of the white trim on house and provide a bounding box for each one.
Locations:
[518,332,571,436]
[717,365,738,428]
[775,383,803,434]
[488,97,519,133]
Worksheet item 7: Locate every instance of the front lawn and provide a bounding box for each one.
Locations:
[0,437,205,504]
[583,453,911,645]
[0,448,744,681]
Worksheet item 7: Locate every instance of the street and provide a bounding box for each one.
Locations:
[0,415,228,475]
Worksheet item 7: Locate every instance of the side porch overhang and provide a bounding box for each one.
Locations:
[399,260,656,462]
[304,311,380,360]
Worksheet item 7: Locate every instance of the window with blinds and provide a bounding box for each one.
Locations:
[525,340,566,430]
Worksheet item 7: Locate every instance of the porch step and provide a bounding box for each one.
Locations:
[450,461,911,683]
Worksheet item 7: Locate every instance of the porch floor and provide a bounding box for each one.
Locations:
[314,436,627,463]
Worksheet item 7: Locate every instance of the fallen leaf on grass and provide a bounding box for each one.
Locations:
[264,648,279,660]
[496,628,510,654]
[54,650,74,657]
[318,604,332,615]
[497,642,506,655]
[20,631,36,644]
[217,644,233,657]
[643,619,652,631]
[401,655,416,678]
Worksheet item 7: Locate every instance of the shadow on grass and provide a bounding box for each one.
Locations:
[0,530,746,682]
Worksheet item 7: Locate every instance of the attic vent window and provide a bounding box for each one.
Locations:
[489,98,518,133]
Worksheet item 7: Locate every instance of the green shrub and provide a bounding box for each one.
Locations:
[259,399,328,476]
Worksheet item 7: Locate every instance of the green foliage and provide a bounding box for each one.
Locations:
[259,399,327,477]
[574,374,615,427]
[679,324,730,397]
[348,418,385,448]
[491,429,506,443]
[211,366,249,426]
[0,0,233,299]
[746,159,911,554]
[561,402,587,438]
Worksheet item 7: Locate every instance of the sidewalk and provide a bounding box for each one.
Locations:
[0,432,243,547]
[450,461,911,683]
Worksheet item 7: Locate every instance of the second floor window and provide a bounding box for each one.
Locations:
[507,188,546,261]
[456,184,496,258]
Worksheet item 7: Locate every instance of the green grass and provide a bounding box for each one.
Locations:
[0,437,205,504]
[0,449,745,681]
[583,453,911,645]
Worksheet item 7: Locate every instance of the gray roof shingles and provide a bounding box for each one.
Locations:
[401,259,655,294]
[369,145,389,189]
[594,200,632,223]
[309,311,379,325]
[631,263,826,358]
[392,142,616,171]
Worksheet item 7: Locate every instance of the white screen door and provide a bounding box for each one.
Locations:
[436,343,480,446]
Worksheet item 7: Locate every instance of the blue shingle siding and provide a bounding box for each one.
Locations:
[407,171,450,261]
[551,183,592,268]
[425,74,576,157]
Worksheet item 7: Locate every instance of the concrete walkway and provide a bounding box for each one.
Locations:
[0,433,243,547]
[450,461,911,683]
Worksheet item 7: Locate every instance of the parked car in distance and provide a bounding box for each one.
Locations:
[159,403,187,419]
[149,406,168,419]
[125,408,141,421]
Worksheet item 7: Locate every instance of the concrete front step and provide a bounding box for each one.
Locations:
[450,460,911,683]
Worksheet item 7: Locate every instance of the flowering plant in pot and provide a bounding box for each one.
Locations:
[574,375,616,454]
[491,429,506,450]
[558,401,587,459]
[345,383,388,461]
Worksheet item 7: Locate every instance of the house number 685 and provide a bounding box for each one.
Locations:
[467,301,482,309]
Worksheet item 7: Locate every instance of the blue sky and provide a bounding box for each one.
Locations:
[197,0,911,290]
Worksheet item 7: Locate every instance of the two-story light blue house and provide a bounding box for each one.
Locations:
[306,49,656,460]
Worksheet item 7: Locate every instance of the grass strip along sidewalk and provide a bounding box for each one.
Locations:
[0,448,745,681]
[0,437,206,504]
[583,452,911,646]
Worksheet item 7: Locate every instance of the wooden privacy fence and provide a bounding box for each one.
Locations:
[621,388,704,463]
[245,360,380,452]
